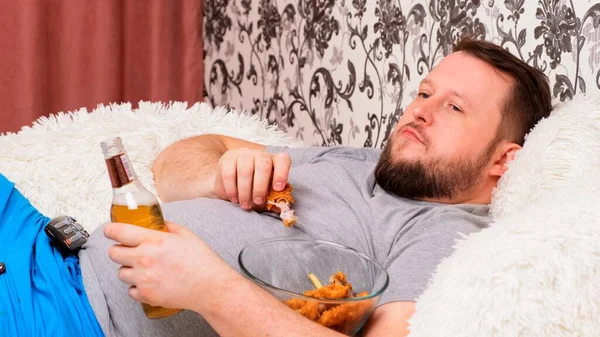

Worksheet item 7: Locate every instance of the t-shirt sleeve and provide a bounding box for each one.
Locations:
[266,146,381,166]
[378,210,486,305]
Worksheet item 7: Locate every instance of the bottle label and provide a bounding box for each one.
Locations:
[106,154,135,188]
[120,154,135,182]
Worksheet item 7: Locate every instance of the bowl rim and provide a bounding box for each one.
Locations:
[238,237,390,303]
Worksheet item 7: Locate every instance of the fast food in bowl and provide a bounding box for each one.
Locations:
[238,238,389,336]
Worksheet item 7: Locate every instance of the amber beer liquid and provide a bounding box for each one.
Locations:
[101,137,183,319]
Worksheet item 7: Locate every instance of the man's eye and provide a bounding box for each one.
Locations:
[451,105,462,112]
[418,92,430,99]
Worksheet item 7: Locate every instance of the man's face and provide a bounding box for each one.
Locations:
[375,51,513,201]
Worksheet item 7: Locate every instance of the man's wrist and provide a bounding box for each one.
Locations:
[189,264,245,315]
[199,171,220,200]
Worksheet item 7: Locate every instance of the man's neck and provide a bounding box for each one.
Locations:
[419,180,495,205]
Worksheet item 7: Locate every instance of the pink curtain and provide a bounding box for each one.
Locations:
[0,0,203,134]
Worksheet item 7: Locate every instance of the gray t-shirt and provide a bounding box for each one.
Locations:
[79,146,490,337]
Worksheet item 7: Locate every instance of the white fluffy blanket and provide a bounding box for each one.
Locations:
[0,102,300,231]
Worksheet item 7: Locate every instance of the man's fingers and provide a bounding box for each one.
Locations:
[219,149,290,208]
[118,266,136,285]
[128,286,142,303]
[272,153,291,191]
[164,220,185,234]
[236,153,254,209]
[218,154,239,203]
[252,155,273,206]
[104,222,162,247]
[128,286,157,306]
[108,244,139,266]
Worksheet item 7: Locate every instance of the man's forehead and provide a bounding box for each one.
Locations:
[420,78,472,107]
[422,52,513,109]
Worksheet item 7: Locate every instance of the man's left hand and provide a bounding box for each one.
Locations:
[104,221,238,312]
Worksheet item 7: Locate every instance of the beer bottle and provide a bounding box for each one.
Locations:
[101,137,182,319]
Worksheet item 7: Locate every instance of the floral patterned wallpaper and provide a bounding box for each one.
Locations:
[203,0,600,147]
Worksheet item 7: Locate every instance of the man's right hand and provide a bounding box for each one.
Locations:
[214,148,291,210]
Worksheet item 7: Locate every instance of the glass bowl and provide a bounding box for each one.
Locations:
[238,238,389,336]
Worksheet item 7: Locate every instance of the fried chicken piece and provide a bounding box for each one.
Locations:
[266,183,297,227]
[284,272,372,335]
[286,298,308,311]
[329,271,349,286]
[303,271,352,299]
[317,292,372,334]
[286,298,324,321]
[304,282,353,299]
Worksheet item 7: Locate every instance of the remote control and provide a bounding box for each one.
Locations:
[44,216,89,251]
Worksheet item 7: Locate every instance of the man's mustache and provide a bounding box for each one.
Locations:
[396,122,429,147]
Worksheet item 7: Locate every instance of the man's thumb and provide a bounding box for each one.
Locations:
[164,220,184,234]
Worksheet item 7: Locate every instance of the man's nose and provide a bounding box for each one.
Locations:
[411,99,436,126]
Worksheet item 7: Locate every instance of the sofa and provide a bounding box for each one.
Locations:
[1,92,599,336]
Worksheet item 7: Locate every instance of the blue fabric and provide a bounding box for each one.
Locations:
[0,174,104,337]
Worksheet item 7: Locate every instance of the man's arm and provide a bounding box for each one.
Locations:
[199,275,415,337]
[152,134,264,202]
[105,222,415,337]
[362,302,415,337]
[197,272,347,337]
[152,135,290,207]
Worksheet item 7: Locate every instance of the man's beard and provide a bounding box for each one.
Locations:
[375,134,494,200]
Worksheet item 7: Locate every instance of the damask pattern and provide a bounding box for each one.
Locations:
[204,0,600,147]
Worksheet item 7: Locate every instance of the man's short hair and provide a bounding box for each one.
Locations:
[453,38,552,145]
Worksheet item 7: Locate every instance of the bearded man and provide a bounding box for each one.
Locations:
[83,38,552,337]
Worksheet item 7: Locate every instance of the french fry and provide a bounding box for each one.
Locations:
[307,273,323,289]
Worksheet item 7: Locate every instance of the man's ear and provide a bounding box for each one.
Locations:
[489,142,521,177]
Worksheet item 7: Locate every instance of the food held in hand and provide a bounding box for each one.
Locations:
[266,183,297,227]
[284,271,372,335]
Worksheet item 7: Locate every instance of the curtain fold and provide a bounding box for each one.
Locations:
[0,0,203,134]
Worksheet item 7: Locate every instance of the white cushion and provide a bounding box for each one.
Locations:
[491,94,600,220]
[0,102,299,231]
